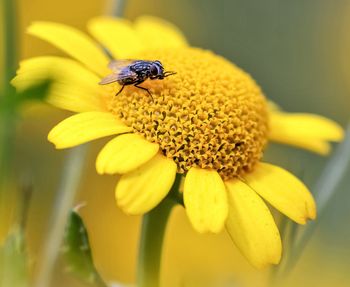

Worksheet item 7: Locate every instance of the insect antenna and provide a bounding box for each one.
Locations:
[163,71,177,77]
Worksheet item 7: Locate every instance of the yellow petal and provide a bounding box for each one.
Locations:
[267,100,281,112]
[225,179,282,269]
[269,112,344,155]
[115,154,177,214]
[273,137,331,155]
[48,112,132,149]
[183,168,228,233]
[27,22,109,76]
[244,162,316,224]
[96,134,159,174]
[134,16,188,49]
[87,17,143,59]
[12,56,106,112]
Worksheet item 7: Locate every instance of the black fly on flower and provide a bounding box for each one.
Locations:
[99,60,176,98]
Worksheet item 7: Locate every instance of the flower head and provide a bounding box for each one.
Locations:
[108,47,268,180]
[12,16,343,268]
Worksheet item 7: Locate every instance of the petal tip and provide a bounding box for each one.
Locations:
[95,153,105,174]
[187,219,226,235]
[26,22,36,34]
[333,127,345,142]
[27,21,46,35]
[95,161,113,175]
[48,141,64,150]
[9,77,17,87]
[295,209,316,224]
[192,222,225,234]
[47,132,57,148]
[319,146,331,156]
[243,247,282,270]
[95,164,104,175]
[307,209,317,221]
[47,131,69,149]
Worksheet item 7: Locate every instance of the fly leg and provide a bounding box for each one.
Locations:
[115,85,125,96]
[134,82,153,100]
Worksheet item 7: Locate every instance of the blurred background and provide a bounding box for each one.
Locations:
[1,0,350,286]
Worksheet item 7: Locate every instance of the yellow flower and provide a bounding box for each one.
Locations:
[12,16,343,269]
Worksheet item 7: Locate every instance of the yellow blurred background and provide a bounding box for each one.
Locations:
[2,0,350,286]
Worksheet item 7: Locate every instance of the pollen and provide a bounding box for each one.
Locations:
[107,47,268,180]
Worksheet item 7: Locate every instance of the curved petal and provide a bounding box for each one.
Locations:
[134,16,188,49]
[87,17,143,59]
[115,154,177,214]
[243,163,316,224]
[12,56,107,112]
[269,112,344,155]
[225,179,282,269]
[96,134,159,174]
[27,22,109,76]
[48,112,132,149]
[183,168,228,233]
[271,137,331,155]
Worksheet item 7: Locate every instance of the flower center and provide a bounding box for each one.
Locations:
[107,47,268,180]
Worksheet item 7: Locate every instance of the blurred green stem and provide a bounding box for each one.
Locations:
[1,0,17,96]
[0,0,18,237]
[34,145,88,287]
[107,0,127,17]
[137,175,181,287]
[0,0,17,177]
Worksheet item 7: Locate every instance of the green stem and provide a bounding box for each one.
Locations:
[137,174,182,287]
[34,145,88,287]
[1,0,17,96]
[0,0,18,234]
[0,0,17,174]
[108,0,127,17]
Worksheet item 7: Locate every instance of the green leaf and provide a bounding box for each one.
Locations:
[63,210,107,287]
[0,229,28,287]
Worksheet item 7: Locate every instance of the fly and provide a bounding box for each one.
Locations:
[99,59,176,99]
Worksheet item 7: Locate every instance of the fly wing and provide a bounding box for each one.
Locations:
[99,59,139,85]
[99,69,138,85]
[99,73,120,85]
[108,59,137,72]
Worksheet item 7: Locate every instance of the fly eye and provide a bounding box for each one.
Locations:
[150,65,158,76]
